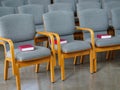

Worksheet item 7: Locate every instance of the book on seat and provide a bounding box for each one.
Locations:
[18,44,34,51]
[50,39,67,44]
[97,34,112,39]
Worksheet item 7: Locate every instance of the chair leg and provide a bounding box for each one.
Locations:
[93,52,97,73]
[15,65,21,90]
[60,55,65,81]
[4,60,9,80]
[46,62,50,71]
[73,56,77,65]
[90,50,94,73]
[50,57,55,82]
[35,64,40,73]
[80,56,84,64]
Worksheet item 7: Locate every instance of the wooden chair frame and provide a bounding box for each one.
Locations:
[1,32,56,90]
[46,26,96,80]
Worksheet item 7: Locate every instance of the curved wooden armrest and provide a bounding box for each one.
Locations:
[37,31,56,55]
[75,26,95,49]
[0,37,15,61]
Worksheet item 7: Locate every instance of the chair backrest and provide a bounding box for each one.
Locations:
[0,14,35,43]
[0,7,15,17]
[18,4,44,25]
[77,2,101,11]
[78,9,109,39]
[48,3,73,12]
[78,0,100,3]
[111,8,120,35]
[43,11,75,36]
[103,1,120,18]
[28,0,51,12]
[53,0,76,12]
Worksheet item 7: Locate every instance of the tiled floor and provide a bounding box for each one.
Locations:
[0,46,120,90]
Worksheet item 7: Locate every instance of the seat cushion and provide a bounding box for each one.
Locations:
[7,46,51,61]
[61,40,91,53]
[95,36,120,47]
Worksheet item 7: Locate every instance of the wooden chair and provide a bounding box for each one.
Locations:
[0,14,55,90]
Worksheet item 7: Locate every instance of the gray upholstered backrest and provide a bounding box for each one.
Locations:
[0,7,15,17]
[0,14,35,43]
[18,4,44,25]
[54,0,76,12]
[48,3,73,12]
[1,0,24,7]
[111,8,120,30]
[78,0,100,3]
[78,9,109,32]
[43,11,75,36]
[77,2,101,11]
[28,0,50,12]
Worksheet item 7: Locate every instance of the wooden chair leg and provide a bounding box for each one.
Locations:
[35,64,40,73]
[4,60,9,80]
[61,55,65,81]
[46,62,50,71]
[15,65,21,90]
[106,51,110,60]
[50,57,55,82]
[93,52,97,73]
[73,56,77,65]
[90,50,94,73]
[80,56,84,64]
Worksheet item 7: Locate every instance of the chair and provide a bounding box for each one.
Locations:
[111,7,120,36]
[43,11,95,80]
[0,7,15,17]
[0,14,55,90]
[53,0,76,12]
[28,0,51,12]
[48,3,73,12]
[78,0,100,3]
[78,9,120,71]
[1,0,24,13]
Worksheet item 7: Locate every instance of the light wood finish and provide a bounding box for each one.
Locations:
[46,26,95,80]
[1,32,56,90]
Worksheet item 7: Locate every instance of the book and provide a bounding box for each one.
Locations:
[50,39,67,44]
[97,34,112,39]
[18,44,34,51]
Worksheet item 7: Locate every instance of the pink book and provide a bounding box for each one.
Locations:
[50,39,67,44]
[97,34,112,39]
[18,44,34,51]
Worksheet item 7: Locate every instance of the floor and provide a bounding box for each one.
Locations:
[0,46,120,90]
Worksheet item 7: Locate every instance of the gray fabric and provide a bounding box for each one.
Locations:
[103,1,120,19]
[0,7,15,17]
[61,40,91,53]
[54,0,76,12]
[48,3,74,12]
[35,25,44,37]
[77,2,101,11]
[28,0,50,12]
[18,4,44,25]
[43,11,75,36]
[111,8,120,30]
[78,0,100,3]
[95,36,120,47]
[0,14,35,43]
[1,0,24,7]
[78,9,109,32]
[7,46,51,61]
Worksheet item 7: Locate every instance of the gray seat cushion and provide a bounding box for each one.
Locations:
[7,46,51,61]
[61,40,91,53]
[95,36,120,47]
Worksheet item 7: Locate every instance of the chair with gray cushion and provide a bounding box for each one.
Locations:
[0,7,15,17]
[0,14,55,90]
[111,7,120,36]
[28,0,51,12]
[48,3,73,12]
[43,11,96,81]
[78,9,120,71]
[78,0,100,3]
[1,0,24,13]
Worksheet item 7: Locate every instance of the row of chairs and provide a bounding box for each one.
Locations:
[1,8,120,90]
